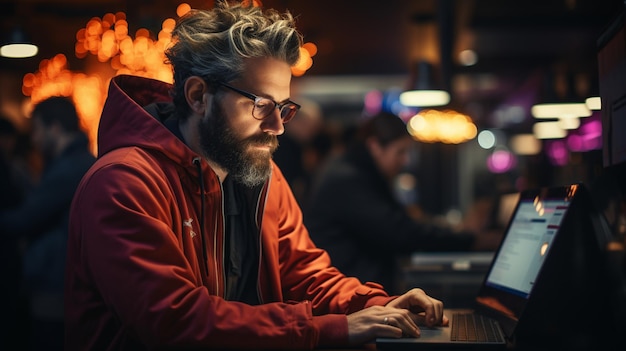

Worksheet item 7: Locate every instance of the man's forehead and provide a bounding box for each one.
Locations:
[240,57,292,87]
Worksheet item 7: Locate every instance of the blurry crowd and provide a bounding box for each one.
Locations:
[0,97,95,351]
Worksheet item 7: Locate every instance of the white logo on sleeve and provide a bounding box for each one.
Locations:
[183,218,196,238]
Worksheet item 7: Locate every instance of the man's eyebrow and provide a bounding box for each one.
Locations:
[277,97,292,104]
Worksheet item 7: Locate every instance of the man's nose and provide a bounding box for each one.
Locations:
[261,108,285,135]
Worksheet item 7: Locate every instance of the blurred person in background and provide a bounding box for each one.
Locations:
[0,116,27,209]
[0,115,31,350]
[306,112,499,293]
[0,96,95,351]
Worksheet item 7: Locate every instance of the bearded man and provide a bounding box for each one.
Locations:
[64,3,448,350]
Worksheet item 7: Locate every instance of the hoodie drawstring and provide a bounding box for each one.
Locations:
[193,157,209,275]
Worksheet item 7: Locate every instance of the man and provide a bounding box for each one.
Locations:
[65,4,448,350]
[0,96,96,351]
[306,112,487,293]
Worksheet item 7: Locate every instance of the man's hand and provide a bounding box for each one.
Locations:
[346,288,448,346]
[386,288,449,328]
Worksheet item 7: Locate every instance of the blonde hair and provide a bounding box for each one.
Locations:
[165,2,303,119]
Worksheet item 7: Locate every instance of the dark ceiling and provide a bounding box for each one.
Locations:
[1,0,624,130]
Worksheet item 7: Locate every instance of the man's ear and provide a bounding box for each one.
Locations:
[184,76,211,115]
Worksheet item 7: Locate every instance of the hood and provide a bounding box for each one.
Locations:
[97,75,197,168]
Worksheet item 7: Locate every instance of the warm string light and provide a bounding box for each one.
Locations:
[292,42,316,77]
[74,12,175,81]
[22,2,316,156]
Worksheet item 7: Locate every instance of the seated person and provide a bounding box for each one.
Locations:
[306,112,498,292]
[64,4,449,350]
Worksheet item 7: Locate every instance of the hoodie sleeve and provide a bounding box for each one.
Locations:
[265,164,396,346]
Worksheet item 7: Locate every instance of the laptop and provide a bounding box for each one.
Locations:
[377,183,614,350]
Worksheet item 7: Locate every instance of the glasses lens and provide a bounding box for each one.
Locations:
[252,98,274,120]
[280,104,299,123]
[252,98,299,123]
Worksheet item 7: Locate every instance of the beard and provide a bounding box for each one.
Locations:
[199,100,278,187]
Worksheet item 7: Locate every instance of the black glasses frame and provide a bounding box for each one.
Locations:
[218,82,300,123]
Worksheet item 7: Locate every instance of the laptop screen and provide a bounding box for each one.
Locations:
[474,184,580,324]
[485,197,572,298]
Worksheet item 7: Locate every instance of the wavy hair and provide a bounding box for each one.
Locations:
[165,2,303,120]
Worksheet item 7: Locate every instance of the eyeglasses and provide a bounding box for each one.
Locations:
[218,82,300,123]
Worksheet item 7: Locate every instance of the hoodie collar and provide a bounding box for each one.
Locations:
[98,75,202,174]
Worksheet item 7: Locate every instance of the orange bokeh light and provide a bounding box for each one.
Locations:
[176,3,192,17]
[23,1,315,155]
[302,42,318,57]
[407,109,477,144]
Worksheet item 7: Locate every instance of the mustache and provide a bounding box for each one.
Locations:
[245,133,278,149]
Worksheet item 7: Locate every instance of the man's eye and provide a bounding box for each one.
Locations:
[255,100,272,108]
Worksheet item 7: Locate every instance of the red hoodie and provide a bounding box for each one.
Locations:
[64,75,394,350]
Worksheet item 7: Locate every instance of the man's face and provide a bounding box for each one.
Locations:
[199,57,292,187]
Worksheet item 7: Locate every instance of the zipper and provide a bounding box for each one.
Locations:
[192,158,209,275]
[193,157,225,297]
[216,178,226,297]
[254,176,271,303]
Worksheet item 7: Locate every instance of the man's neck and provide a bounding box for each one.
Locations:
[179,117,228,183]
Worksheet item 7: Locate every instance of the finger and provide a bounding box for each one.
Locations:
[377,323,404,339]
[413,312,427,326]
[429,299,444,326]
[386,313,421,338]
[441,314,450,326]
[407,291,440,327]
[412,294,443,327]
[414,310,448,326]
[388,289,445,328]
[427,296,445,326]
[401,318,421,337]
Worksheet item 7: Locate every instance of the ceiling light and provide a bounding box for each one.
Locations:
[531,69,590,119]
[400,61,450,107]
[531,103,591,119]
[557,117,581,130]
[1,27,38,58]
[458,49,478,66]
[400,90,450,107]
[533,121,567,139]
[585,96,601,110]
[510,134,542,155]
[407,109,476,144]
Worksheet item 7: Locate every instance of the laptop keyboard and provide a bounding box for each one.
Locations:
[450,313,505,343]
